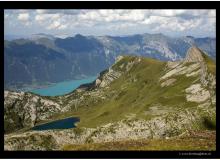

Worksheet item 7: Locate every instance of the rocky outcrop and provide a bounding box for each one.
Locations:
[184,46,204,63]
[160,46,215,106]
[95,56,142,88]
[4,131,61,150]
[185,84,211,103]
[160,62,200,80]
[95,68,122,88]
[4,105,215,150]
[4,91,62,133]
[160,78,176,87]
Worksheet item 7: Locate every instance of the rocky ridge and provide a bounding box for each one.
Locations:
[4,46,216,150]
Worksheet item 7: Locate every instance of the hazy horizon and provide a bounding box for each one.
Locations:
[5,9,216,38]
[4,31,216,40]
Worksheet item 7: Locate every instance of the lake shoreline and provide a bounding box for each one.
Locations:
[5,75,98,94]
[32,117,80,131]
[6,76,97,97]
[30,76,97,96]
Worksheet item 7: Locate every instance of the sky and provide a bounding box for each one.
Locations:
[4,9,216,38]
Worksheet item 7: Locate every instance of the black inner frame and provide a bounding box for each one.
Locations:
[1,1,219,159]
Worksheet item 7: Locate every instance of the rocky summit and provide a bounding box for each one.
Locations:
[185,46,206,62]
[4,46,216,151]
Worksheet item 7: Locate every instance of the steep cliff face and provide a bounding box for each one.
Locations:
[94,55,141,88]
[4,47,216,150]
[184,46,205,62]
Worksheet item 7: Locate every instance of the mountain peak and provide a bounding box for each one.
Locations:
[184,46,204,63]
[29,33,55,41]
[74,34,84,38]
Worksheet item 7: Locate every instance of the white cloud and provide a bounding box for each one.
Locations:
[35,13,61,22]
[32,9,216,33]
[51,14,61,19]
[5,9,216,37]
[152,10,185,17]
[18,13,29,21]
[208,10,216,17]
[35,14,46,21]
[36,9,46,14]
[47,20,60,29]
[58,24,67,30]
[46,20,67,30]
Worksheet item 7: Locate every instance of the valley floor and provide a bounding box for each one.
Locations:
[62,130,216,151]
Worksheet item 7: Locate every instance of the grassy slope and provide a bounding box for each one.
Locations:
[201,51,216,75]
[182,47,216,77]
[5,55,216,151]
[31,53,215,131]
[60,56,201,128]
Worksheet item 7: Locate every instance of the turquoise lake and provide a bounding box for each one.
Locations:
[30,76,97,96]
[32,117,80,130]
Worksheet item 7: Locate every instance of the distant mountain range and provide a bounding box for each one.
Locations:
[4,33,56,41]
[4,33,216,90]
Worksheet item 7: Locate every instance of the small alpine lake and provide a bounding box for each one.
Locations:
[32,117,80,131]
[29,76,97,96]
